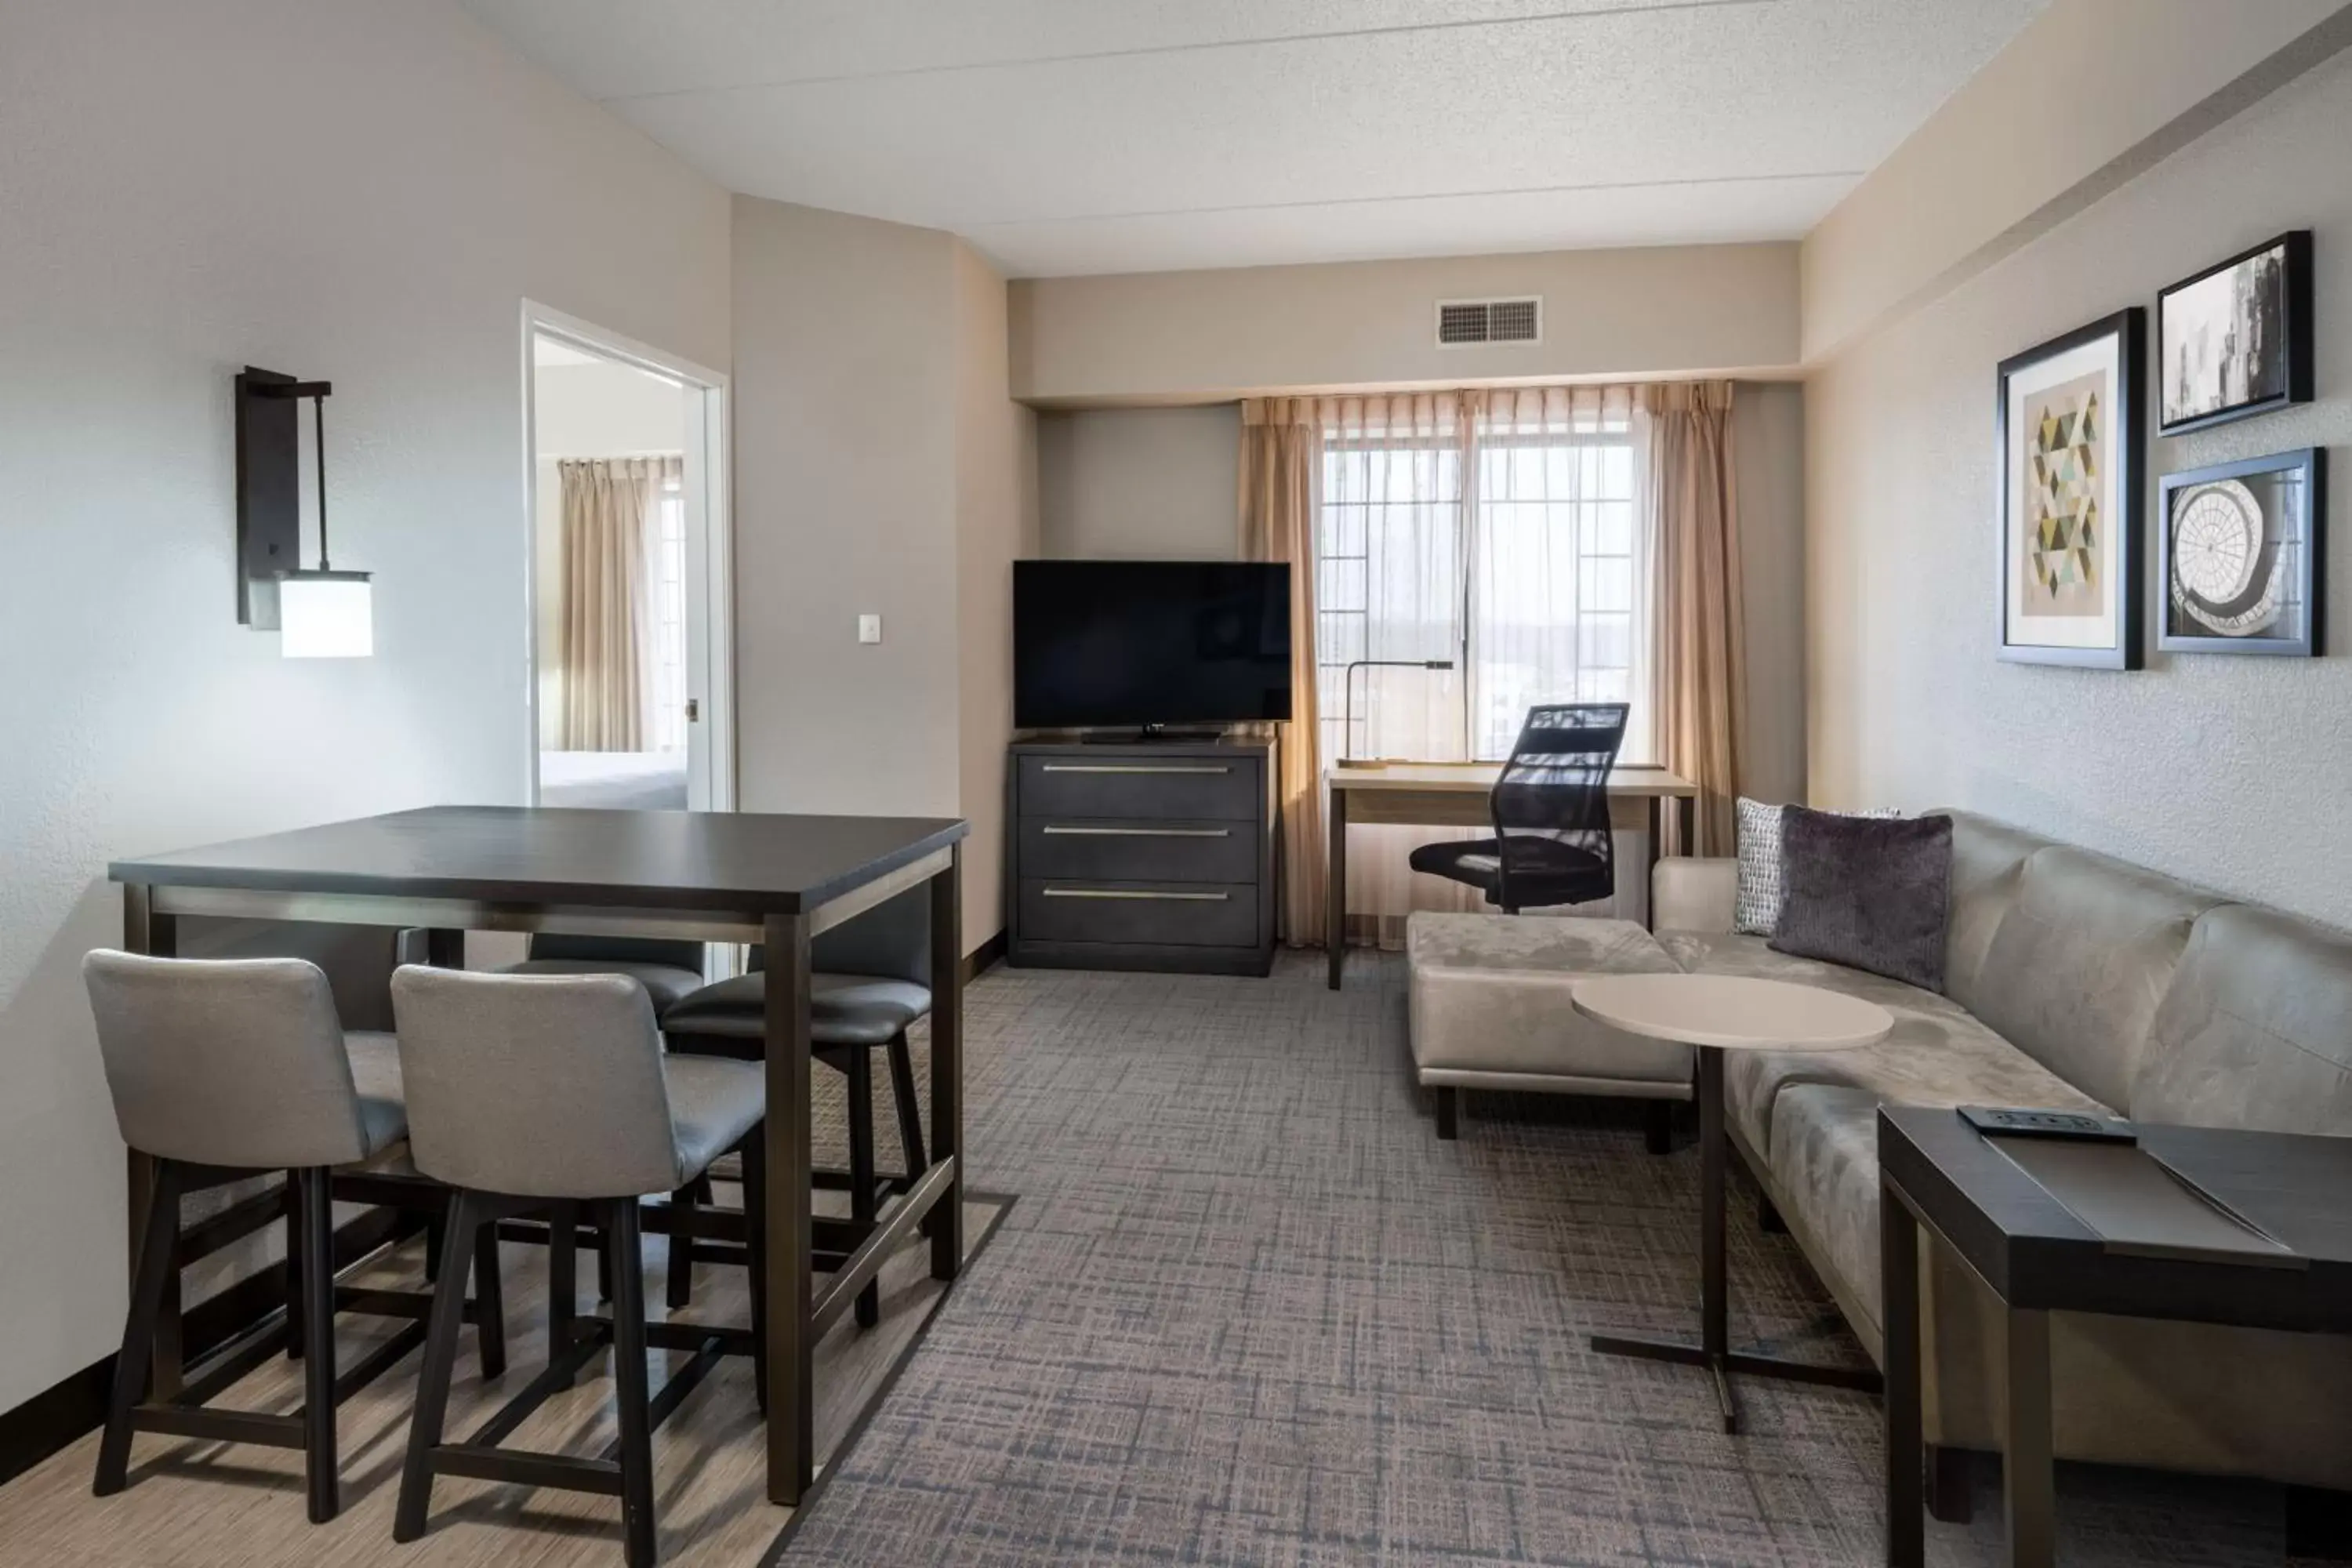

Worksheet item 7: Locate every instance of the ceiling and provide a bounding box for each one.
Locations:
[463,0,2046,278]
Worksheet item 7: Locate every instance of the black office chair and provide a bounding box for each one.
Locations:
[1408,702,1628,913]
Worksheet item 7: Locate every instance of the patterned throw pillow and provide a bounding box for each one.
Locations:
[1733,797,1900,936]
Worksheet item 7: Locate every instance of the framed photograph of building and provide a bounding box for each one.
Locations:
[1998,309,2146,669]
[2157,230,2314,435]
[2158,448,2325,656]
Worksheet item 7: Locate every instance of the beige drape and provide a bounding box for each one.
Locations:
[1238,398,1324,947]
[556,456,672,751]
[1641,381,1744,855]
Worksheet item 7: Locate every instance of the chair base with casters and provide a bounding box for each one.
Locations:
[97,1160,508,1525]
[394,1128,766,1568]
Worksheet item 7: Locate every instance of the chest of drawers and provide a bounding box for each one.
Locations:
[1005,739,1276,976]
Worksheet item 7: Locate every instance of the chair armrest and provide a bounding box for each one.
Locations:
[1653,858,1738,934]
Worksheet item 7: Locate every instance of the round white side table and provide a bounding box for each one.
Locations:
[1573,972,1894,1433]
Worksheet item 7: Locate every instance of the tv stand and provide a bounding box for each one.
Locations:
[1006,737,1276,976]
[1079,724,1230,745]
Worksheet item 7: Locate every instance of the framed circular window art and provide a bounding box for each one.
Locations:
[2158,448,2325,656]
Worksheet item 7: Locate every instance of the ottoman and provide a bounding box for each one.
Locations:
[1406,912,1693,1143]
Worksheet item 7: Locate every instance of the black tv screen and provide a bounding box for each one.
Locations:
[1014,561,1292,728]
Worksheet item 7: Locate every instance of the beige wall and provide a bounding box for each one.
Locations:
[953,241,1035,945]
[731,197,1029,947]
[0,0,730,1413]
[1037,405,1240,559]
[1806,49,2352,927]
[1802,0,2352,361]
[1733,382,1806,804]
[1012,242,1800,405]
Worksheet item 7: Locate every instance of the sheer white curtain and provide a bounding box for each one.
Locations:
[1310,387,1655,946]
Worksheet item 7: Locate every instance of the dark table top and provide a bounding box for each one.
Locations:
[110,805,969,915]
[1878,1105,2352,1332]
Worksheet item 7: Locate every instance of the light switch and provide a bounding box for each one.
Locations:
[857,614,882,644]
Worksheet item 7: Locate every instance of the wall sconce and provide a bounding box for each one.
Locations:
[234,367,373,658]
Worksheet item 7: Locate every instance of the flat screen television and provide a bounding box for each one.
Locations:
[1014,560,1292,729]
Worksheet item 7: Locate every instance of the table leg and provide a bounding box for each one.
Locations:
[1697,1044,1733,1431]
[423,927,464,969]
[760,911,813,1505]
[121,884,183,1399]
[929,844,964,1282]
[2004,1307,2055,1568]
[1590,1043,1879,1428]
[1882,1177,1924,1568]
[1645,797,1662,929]
[1677,793,1697,855]
[1326,785,1347,989]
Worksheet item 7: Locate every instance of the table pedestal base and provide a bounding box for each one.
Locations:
[1590,1334,1883,1434]
[1592,1043,1882,1434]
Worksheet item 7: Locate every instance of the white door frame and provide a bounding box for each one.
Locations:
[519,300,734,813]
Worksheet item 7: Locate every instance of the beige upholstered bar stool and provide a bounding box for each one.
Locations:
[82,949,502,1525]
[389,966,767,1568]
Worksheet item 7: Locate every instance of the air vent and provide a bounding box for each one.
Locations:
[1436,296,1541,347]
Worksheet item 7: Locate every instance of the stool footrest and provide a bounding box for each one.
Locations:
[428,1443,624,1497]
[132,1403,306,1450]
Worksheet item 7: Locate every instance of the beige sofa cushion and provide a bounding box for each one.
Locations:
[1965,845,2222,1110]
[1936,811,2051,1016]
[1407,913,1689,1087]
[1661,931,2103,1163]
[2136,902,2352,1133]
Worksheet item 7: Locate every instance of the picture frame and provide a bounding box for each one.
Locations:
[2157,448,2325,656]
[1997,309,2146,670]
[2156,230,2314,436]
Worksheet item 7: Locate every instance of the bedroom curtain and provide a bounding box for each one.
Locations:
[556,456,672,751]
[1639,380,1744,855]
[1238,397,1325,948]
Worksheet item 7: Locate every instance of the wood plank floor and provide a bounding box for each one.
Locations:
[0,1189,1007,1567]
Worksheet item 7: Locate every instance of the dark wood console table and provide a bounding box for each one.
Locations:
[1878,1105,2352,1568]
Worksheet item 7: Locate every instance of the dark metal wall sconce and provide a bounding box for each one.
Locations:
[234,366,372,657]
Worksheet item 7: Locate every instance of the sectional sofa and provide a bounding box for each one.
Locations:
[1652,809,2352,1497]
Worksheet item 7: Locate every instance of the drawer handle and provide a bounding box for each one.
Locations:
[1041,826,1232,838]
[1039,764,1232,775]
[1041,887,1232,902]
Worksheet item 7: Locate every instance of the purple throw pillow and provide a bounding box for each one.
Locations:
[1767,807,1954,992]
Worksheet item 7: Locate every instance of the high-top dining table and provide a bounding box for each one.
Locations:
[108,804,967,1507]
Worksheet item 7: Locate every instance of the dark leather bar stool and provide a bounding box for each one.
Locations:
[390,966,766,1568]
[82,950,504,1525]
[659,886,930,1327]
[495,933,709,1011]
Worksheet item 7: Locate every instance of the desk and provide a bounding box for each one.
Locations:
[1878,1106,2352,1567]
[110,804,967,1508]
[1323,762,1697,989]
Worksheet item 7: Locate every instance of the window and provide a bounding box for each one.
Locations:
[1315,392,1644,765]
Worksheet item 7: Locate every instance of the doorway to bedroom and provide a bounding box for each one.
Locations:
[524,307,732,813]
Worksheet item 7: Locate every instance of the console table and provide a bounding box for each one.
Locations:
[1878,1106,2352,1568]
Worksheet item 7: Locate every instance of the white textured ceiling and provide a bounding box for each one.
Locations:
[461,0,2045,278]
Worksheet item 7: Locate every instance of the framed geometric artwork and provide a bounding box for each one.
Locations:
[2157,230,2314,436]
[2158,448,2325,656]
[1997,309,2146,669]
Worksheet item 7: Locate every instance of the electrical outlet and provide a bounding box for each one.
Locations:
[857,614,882,644]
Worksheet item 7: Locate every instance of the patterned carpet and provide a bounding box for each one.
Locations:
[782,951,2297,1566]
